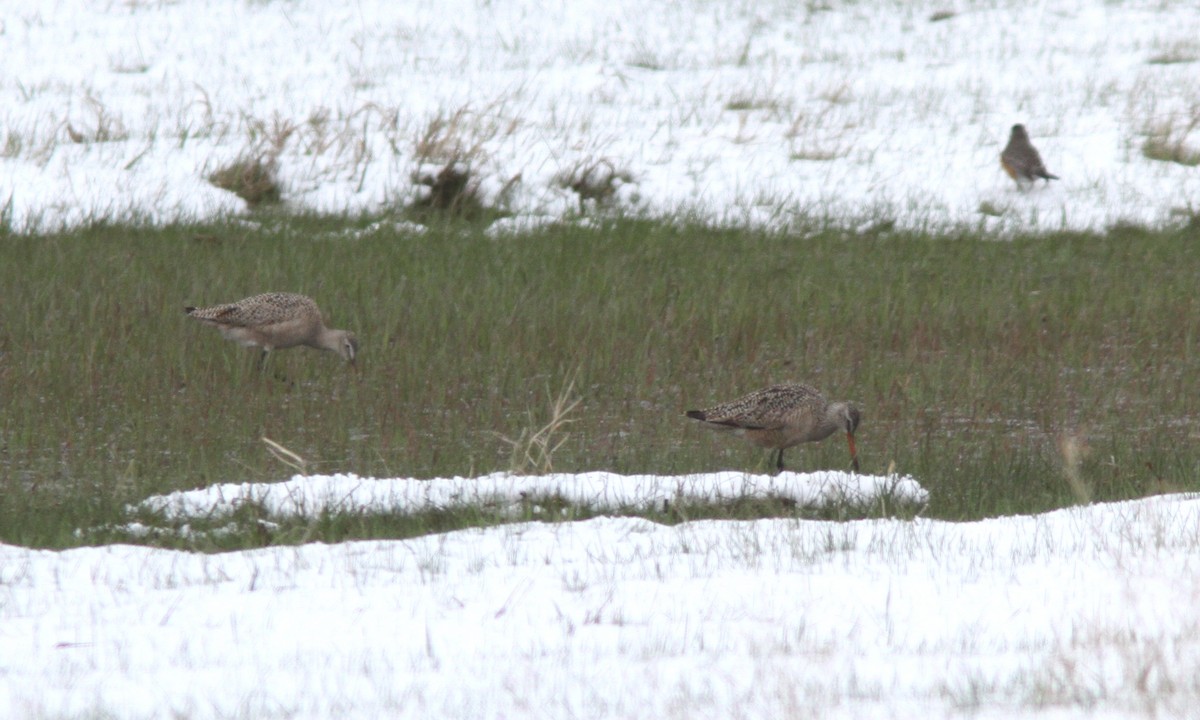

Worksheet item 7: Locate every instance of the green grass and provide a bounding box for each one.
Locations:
[4,215,1200,548]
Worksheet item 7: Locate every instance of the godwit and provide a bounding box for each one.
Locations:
[1000,124,1058,187]
[686,383,860,474]
[185,292,357,368]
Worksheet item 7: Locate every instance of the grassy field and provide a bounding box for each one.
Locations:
[3,214,1200,548]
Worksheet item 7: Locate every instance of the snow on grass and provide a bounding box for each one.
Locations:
[5,492,1200,718]
[131,470,928,521]
[7,0,1200,714]
[4,0,1200,233]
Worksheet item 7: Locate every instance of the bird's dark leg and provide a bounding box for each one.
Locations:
[774,448,785,475]
[255,348,290,383]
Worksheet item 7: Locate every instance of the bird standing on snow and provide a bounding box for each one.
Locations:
[1000,124,1059,187]
[185,292,357,369]
[686,383,860,474]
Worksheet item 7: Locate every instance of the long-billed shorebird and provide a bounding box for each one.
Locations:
[1000,124,1058,187]
[185,292,357,369]
[686,383,860,474]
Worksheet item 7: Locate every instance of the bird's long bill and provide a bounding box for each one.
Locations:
[846,431,859,473]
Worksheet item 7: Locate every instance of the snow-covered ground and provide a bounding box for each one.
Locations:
[4,0,1200,233]
[4,477,1200,718]
[130,469,927,521]
[7,1,1200,715]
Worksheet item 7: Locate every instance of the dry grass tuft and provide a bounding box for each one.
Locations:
[411,162,479,216]
[1146,42,1198,65]
[0,194,13,235]
[408,161,520,221]
[207,154,283,207]
[205,112,299,207]
[498,376,581,476]
[626,46,666,71]
[248,113,298,155]
[65,94,129,144]
[0,134,20,159]
[1057,431,1092,505]
[723,94,784,113]
[554,158,635,213]
[1141,114,1200,167]
[413,107,487,164]
[262,436,308,477]
[407,107,519,221]
[789,146,847,162]
[977,201,1005,218]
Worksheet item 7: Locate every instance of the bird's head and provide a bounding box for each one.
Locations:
[843,404,861,436]
[339,332,359,367]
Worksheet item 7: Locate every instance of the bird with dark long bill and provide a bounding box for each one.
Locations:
[686,383,860,474]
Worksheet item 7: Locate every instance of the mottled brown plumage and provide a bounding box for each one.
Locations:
[185,292,357,368]
[686,383,860,474]
[1000,124,1058,186]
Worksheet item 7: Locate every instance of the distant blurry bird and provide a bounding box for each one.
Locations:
[185,292,357,369]
[1001,124,1059,187]
[686,383,860,474]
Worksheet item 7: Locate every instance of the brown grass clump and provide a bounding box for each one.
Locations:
[207,154,282,207]
[789,146,846,162]
[412,162,481,215]
[1141,115,1200,167]
[554,158,635,213]
[408,161,520,222]
[1146,42,1198,65]
[1142,136,1200,167]
[65,94,129,144]
[205,112,298,207]
[406,107,519,222]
